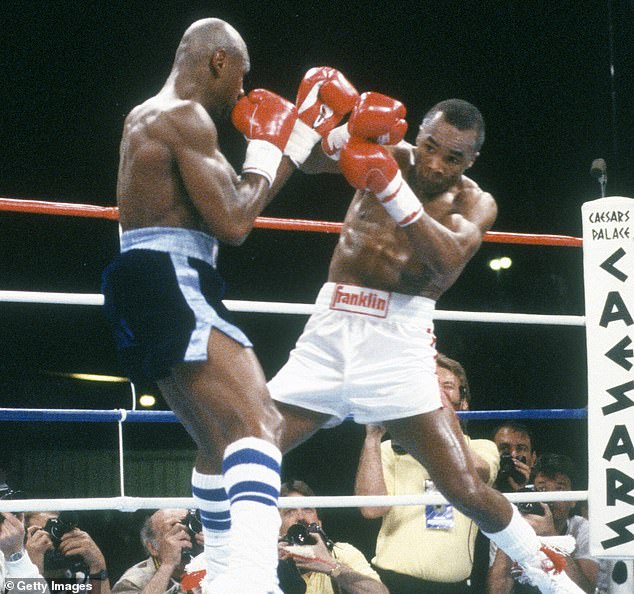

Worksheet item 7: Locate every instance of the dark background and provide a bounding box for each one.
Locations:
[1,0,633,577]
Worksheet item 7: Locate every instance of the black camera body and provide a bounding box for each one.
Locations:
[517,487,547,517]
[181,509,203,563]
[498,453,527,485]
[43,512,79,546]
[42,512,90,579]
[282,522,334,551]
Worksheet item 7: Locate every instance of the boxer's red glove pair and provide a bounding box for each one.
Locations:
[232,67,421,227]
[288,69,419,228]
[329,92,422,227]
[231,66,359,184]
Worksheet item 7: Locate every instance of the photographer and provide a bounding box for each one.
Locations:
[278,480,387,594]
[493,422,537,493]
[1,511,46,587]
[470,422,539,590]
[112,509,202,594]
[24,511,110,593]
[487,453,598,593]
[1,481,47,590]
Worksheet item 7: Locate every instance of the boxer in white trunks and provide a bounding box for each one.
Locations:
[269,94,583,594]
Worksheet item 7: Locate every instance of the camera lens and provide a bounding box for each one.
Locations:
[284,523,315,546]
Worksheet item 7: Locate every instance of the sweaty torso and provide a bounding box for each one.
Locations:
[117,94,234,233]
[328,145,483,300]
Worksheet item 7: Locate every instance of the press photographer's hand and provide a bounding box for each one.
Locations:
[159,521,193,568]
[58,528,107,574]
[26,525,54,574]
[0,512,26,557]
[508,456,531,490]
[498,453,531,490]
[279,532,336,574]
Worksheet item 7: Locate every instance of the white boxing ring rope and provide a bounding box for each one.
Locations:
[0,290,586,326]
[0,490,587,514]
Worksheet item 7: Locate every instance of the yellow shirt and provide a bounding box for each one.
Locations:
[303,541,382,594]
[374,436,499,582]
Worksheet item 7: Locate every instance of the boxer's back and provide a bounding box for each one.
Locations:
[117,94,223,233]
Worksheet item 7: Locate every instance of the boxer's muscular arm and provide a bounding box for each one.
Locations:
[268,140,340,199]
[301,145,342,174]
[160,101,273,246]
[404,188,497,278]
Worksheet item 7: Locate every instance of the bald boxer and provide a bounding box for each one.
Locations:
[101,18,351,594]
[102,18,358,592]
[269,96,583,594]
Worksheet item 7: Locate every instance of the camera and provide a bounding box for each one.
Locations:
[282,522,334,551]
[42,511,90,579]
[498,453,527,485]
[181,509,203,563]
[43,511,79,546]
[517,487,546,517]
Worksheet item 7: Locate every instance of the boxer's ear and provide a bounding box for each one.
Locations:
[209,49,227,77]
[465,151,479,170]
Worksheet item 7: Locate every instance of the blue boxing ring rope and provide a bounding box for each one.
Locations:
[0,406,589,512]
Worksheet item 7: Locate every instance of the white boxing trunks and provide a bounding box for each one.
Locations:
[267,282,442,427]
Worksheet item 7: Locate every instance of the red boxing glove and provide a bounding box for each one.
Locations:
[285,67,359,166]
[231,89,297,186]
[296,67,359,135]
[340,138,423,227]
[339,137,399,194]
[231,89,297,150]
[321,123,351,161]
[323,92,407,161]
[348,92,408,145]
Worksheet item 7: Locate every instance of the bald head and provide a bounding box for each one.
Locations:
[173,18,249,72]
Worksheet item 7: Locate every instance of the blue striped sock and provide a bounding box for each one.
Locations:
[221,437,282,588]
[191,470,230,579]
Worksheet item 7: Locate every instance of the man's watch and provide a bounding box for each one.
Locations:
[7,550,25,562]
[329,561,344,579]
[89,569,109,581]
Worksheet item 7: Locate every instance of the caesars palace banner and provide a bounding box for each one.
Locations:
[582,195,634,558]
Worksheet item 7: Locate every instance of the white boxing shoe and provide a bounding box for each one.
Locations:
[516,544,585,593]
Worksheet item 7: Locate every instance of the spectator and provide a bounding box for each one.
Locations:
[112,509,202,594]
[493,422,538,493]
[355,354,499,593]
[487,453,598,593]
[24,511,110,593]
[471,421,539,590]
[1,511,47,589]
[278,480,387,594]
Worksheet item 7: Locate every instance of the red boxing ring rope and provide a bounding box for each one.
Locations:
[0,197,583,247]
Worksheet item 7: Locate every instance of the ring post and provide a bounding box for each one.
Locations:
[582,196,634,559]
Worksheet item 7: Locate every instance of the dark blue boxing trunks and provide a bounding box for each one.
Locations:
[101,227,252,384]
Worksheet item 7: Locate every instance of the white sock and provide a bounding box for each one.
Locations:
[191,470,231,579]
[483,505,542,564]
[221,437,282,588]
